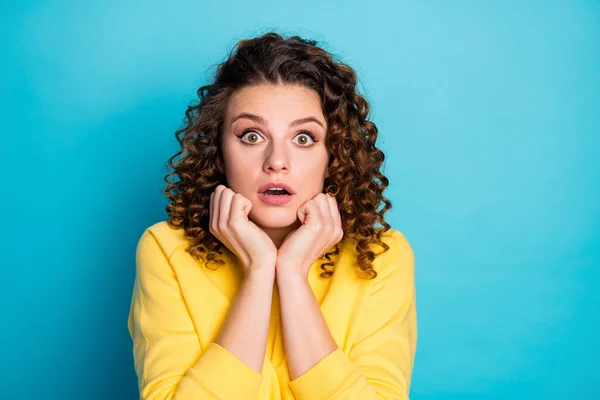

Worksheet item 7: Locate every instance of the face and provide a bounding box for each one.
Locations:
[221,83,329,229]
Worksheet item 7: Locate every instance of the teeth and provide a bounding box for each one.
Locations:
[263,187,289,195]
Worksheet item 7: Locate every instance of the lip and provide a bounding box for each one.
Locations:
[257,182,295,195]
[258,192,294,206]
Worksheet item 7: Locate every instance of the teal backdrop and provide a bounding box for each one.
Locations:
[2,0,598,399]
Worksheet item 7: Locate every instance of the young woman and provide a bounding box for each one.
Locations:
[128,32,417,399]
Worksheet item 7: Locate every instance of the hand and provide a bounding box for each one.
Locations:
[209,185,277,275]
[276,193,344,280]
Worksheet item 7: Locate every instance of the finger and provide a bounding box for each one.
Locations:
[219,188,234,230]
[317,193,332,216]
[209,192,215,229]
[315,194,333,228]
[297,202,308,224]
[318,194,336,243]
[213,185,224,229]
[304,199,323,229]
[242,197,252,216]
[326,194,341,224]
[327,194,343,240]
[230,193,251,222]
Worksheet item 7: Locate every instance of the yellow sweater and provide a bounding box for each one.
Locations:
[128,221,417,399]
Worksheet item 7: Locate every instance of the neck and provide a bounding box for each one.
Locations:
[257,219,302,249]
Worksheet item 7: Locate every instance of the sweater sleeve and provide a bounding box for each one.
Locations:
[288,231,417,400]
[128,229,263,400]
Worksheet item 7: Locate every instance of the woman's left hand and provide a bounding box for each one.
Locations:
[276,193,344,280]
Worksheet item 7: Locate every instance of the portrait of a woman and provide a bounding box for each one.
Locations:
[128,32,417,399]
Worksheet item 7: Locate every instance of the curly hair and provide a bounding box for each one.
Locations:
[164,32,393,280]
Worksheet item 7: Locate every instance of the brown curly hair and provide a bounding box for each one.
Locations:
[164,32,393,280]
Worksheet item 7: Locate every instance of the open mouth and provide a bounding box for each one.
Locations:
[262,188,291,196]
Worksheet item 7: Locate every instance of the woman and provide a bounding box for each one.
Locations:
[128,32,417,399]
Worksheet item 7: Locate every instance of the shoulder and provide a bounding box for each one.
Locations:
[137,220,191,260]
[358,228,416,308]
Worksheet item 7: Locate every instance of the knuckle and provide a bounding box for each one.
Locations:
[226,216,238,226]
[228,219,241,231]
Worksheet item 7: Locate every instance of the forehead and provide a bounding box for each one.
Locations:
[226,84,324,123]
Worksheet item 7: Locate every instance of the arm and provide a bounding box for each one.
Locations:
[128,229,274,400]
[214,268,275,373]
[276,273,338,380]
[278,231,417,400]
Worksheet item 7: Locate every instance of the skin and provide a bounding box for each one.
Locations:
[220,83,331,249]
[212,83,343,379]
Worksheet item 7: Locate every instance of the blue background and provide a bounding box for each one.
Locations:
[2,0,598,399]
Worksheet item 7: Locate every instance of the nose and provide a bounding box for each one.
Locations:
[263,140,290,174]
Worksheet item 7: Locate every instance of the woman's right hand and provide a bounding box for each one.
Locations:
[209,185,277,275]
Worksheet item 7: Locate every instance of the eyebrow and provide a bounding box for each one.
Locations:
[230,112,325,129]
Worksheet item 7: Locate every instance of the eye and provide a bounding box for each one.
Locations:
[294,131,317,147]
[237,129,265,145]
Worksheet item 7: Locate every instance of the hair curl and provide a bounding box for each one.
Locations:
[165,32,392,279]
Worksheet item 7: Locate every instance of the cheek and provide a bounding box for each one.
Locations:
[298,156,329,192]
[224,159,260,194]
[225,165,248,186]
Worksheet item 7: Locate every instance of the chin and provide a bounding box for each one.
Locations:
[249,206,298,229]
